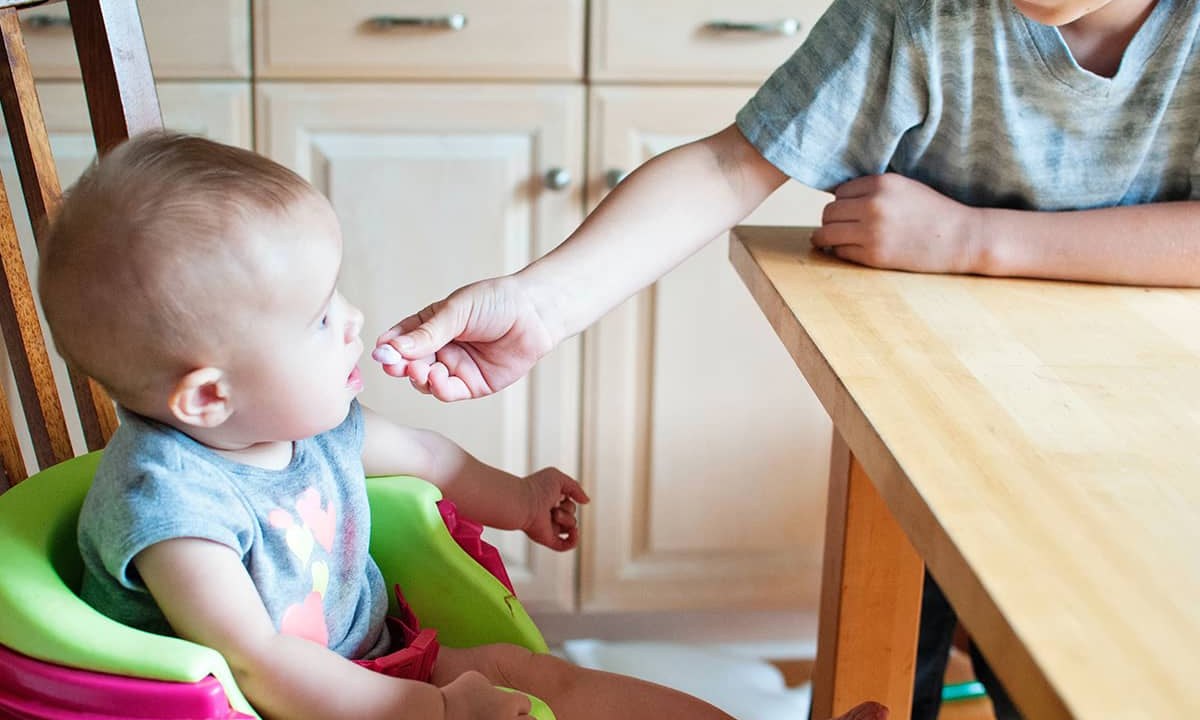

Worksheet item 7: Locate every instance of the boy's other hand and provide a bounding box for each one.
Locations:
[521,467,590,551]
[813,173,982,276]
[374,276,554,402]
[441,670,532,719]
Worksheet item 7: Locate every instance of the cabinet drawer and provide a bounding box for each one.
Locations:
[255,0,584,80]
[591,0,831,83]
[17,0,249,79]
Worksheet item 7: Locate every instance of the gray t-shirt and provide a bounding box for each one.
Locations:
[78,400,390,660]
[737,0,1200,210]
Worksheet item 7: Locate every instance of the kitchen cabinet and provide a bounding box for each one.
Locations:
[15,1,837,641]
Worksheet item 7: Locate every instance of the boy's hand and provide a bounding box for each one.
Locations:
[441,670,531,719]
[521,467,589,551]
[373,276,554,402]
[813,173,982,275]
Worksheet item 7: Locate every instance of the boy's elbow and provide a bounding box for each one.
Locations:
[703,124,788,206]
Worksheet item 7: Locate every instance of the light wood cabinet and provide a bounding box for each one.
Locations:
[254,0,585,80]
[590,0,826,83]
[580,86,833,612]
[18,1,839,641]
[255,82,585,611]
[18,0,250,79]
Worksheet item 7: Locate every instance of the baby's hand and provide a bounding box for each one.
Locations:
[521,467,589,551]
[442,670,531,719]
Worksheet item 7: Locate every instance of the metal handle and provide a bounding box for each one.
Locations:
[703,18,801,36]
[605,169,627,190]
[24,14,72,30]
[366,14,467,31]
[544,168,571,191]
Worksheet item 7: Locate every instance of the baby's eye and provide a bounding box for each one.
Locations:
[319,314,329,330]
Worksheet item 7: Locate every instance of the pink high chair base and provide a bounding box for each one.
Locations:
[0,644,254,720]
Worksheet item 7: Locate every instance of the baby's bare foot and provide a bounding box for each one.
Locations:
[833,701,889,720]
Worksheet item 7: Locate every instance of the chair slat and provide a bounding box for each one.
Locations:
[67,0,161,153]
[0,166,71,471]
[0,367,27,485]
[67,0,161,446]
[0,7,116,453]
[0,2,61,10]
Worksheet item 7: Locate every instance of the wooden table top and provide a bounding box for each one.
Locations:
[730,226,1200,720]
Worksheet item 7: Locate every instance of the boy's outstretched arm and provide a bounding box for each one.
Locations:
[374,123,786,401]
[134,539,531,720]
[814,173,1200,287]
[520,122,788,342]
[361,406,588,550]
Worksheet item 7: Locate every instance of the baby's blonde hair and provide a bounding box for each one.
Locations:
[39,131,318,411]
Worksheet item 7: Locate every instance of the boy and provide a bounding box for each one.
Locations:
[40,133,886,720]
[373,1,1200,717]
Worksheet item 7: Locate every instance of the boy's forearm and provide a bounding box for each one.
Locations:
[973,201,1200,286]
[232,633,445,720]
[521,123,787,343]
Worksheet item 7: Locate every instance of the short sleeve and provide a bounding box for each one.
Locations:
[79,446,253,592]
[736,0,929,191]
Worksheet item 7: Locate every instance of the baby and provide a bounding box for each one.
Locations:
[39,132,884,720]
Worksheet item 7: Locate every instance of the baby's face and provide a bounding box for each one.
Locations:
[223,196,365,442]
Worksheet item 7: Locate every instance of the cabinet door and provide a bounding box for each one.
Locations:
[581,86,833,612]
[256,83,584,611]
[0,82,252,481]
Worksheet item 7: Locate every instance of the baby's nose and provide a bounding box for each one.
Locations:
[346,306,364,341]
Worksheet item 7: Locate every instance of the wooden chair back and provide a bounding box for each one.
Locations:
[0,0,160,486]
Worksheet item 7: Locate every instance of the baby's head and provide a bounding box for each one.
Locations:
[40,132,365,445]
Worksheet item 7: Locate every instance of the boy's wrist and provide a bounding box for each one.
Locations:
[515,261,572,346]
[965,207,1009,276]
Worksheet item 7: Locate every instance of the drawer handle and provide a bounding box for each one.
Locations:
[703,19,801,36]
[366,14,468,31]
[24,14,72,30]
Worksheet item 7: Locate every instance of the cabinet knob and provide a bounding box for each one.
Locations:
[605,169,628,190]
[366,14,468,31]
[544,168,572,191]
[24,14,72,30]
[703,19,801,36]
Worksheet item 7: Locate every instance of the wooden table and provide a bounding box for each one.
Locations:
[729,226,1200,720]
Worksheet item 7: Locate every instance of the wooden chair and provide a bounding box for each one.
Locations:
[0,0,159,488]
[0,4,555,719]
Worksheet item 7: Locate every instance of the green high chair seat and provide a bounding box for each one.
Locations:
[0,452,554,719]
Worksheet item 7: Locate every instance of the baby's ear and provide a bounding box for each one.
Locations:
[168,367,233,428]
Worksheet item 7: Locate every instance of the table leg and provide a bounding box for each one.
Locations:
[810,431,924,720]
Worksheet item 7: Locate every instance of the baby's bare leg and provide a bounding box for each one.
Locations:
[432,644,736,720]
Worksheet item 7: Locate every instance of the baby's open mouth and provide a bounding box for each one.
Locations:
[346,366,363,390]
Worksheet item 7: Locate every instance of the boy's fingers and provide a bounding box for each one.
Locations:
[833,174,880,199]
[394,301,469,359]
[833,244,874,267]
[812,223,860,249]
[376,313,423,344]
[428,362,474,402]
[822,197,870,224]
